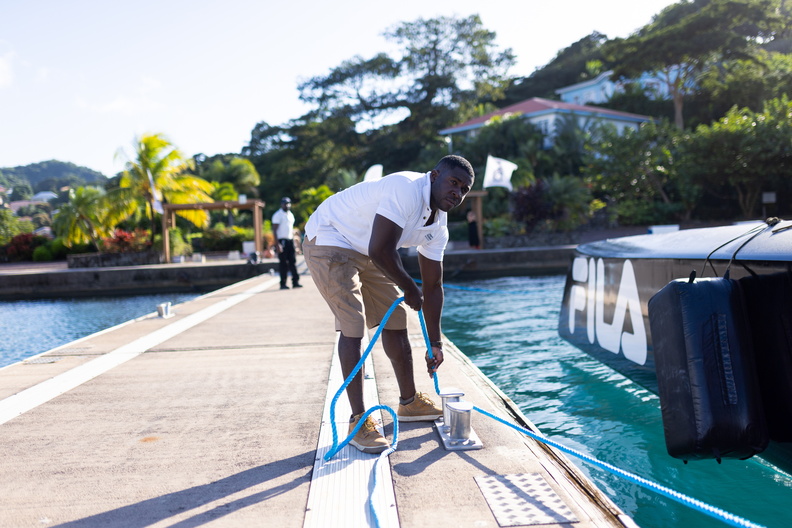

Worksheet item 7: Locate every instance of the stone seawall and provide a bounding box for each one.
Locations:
[0,245,577,300]
[0,261,277,300]
[401,245,576,280]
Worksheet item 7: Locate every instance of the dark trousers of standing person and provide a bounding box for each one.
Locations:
[467,221,480,249]
[278,238,300,288]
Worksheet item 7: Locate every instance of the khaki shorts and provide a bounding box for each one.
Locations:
[303,237,407,338]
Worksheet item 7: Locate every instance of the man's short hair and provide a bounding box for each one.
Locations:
[435,155,475,180]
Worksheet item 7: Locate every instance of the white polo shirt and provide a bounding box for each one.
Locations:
[271,208,295,240]
[304,171,448,261]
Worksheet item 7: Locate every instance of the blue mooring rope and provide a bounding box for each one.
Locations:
[323,296,766,528]
[323,297,404,461]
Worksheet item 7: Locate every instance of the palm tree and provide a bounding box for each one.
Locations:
[210,181,239,202]
[52,186,130,249]
[210,181,240,227]
[116,133,214,240]
[201,157,261,198]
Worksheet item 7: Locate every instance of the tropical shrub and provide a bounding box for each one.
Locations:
[32,245,53,262]
[613,199,685,226]
[2,233,49,261]
[101,229,152,253]
[49,237,90,259]
[542,175,595,231]
[512,182,553,232]
[483,216,520,237]
[198,225,248,252]
[152,228,192,257]
[0,209,33,246]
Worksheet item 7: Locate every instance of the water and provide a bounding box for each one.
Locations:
[0,293,200,368]
[441,275,792,528]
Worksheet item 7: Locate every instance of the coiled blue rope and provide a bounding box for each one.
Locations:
[324,297,404,461]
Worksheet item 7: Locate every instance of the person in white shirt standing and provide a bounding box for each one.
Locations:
[303,155,475,453]
[271,197,302,290]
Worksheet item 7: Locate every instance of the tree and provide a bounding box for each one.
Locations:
[0,209,28,246]
[196,155,261,198]
[9,181,33,201]
[51,186,128,249]
[329,169,361,192]
[244,115,363,216]
[301,15,514,122]
[541,174,597,231]
[584,120,697,224]
[294,185,334,228]
[697,49,792,117]
[116,134,214,240]
[458,114,544,186]
[605,0,781,128]
[679,97,792,218]
[208,181,240,227]
[297,15,515,168]
[547,114,591,178]
[504,32,608,104]
[210,182,238,202]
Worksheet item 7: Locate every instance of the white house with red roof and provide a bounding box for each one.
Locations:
[439,97,651,148]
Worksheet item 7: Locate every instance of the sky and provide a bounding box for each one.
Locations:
[0,0,678,177]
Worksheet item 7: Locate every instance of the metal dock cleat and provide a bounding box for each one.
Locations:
[435,389,483,451]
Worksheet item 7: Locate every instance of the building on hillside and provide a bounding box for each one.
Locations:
[34,226,53,238]
[439,97,651,150]
[9,200,49,214]
[31,191,58,202]
[554,71,618,105]
[555,69,685,105]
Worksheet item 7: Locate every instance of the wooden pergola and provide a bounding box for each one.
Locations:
[161,200,265,263]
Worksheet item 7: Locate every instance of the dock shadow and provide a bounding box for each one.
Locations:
[53,450,314,528]
[389,425,452,476]
[390,424,501,478]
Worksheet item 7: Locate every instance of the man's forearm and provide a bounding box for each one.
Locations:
[421,284,444,342]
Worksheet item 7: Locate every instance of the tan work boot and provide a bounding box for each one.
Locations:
[397,392,443,422]
[348,413,389,454]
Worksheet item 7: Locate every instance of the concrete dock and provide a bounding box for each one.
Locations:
[0,266,636,527]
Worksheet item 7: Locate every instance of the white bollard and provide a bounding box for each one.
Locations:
[156,302,172,318]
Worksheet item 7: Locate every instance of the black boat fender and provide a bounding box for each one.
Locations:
[648,274,769,462]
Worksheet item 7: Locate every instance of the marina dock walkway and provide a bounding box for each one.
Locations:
[0,266,635,527]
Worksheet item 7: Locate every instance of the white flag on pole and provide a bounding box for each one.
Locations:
[363,164,383,182]
[482,155,518,191]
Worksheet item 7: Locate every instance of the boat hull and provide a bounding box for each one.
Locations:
[557,222,792,470]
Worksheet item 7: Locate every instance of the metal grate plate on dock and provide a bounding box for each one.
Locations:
[475,473,578,526]
[24,357,63,364]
